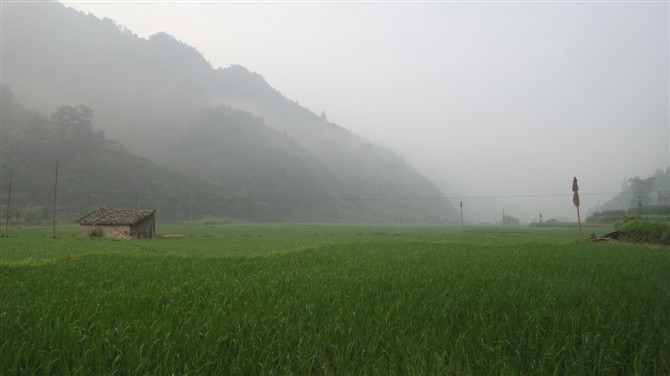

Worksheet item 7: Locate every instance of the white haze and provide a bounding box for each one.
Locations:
[62,1,668,223]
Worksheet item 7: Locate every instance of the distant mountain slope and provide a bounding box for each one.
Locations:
[1,2,456,222]
[0,86,253,221]
[589,168,670,213]
[166,104,349,221]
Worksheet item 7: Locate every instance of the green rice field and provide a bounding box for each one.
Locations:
[1,224,668,375]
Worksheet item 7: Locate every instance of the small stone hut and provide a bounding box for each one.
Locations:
[76,208,156,239]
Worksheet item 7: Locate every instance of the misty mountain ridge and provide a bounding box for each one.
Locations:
[1,2,455,222]
[588,168,670,214]
[0,86,238,221]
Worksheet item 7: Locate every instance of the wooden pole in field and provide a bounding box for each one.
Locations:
[52,160,59,239]
[460,201,464,232]
[572,177,583,241]
[4,170,13,237]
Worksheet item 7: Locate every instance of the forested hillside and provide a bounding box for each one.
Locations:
[585,168,670,225]
[590,169,670,213]
[1,2,455,222]
[0,86,248,222]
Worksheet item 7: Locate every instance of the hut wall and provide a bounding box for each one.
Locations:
[79,225,131,239]
[129,217,155,239]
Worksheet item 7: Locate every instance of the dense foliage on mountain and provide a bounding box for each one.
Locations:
[0,86,250,222]
[1,2,455,222]
[166,104,348,221]
[589,169,669,212]
[586,168,670,225]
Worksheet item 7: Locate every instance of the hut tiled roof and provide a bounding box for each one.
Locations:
[76,208,156,226]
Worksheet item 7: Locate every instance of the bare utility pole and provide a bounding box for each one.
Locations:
[4,170,13,237]
[52,160,59,239]
[459,201,464,232]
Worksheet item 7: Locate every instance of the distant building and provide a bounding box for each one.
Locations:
[76,208,156,239]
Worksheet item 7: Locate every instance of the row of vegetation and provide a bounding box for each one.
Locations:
[587,205,670,225]
[1,225,668,375]
[617,217,670,245]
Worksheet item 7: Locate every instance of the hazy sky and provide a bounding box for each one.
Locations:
[61,0,668,222]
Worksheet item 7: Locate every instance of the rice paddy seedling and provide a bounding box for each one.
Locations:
[1,225,668,374]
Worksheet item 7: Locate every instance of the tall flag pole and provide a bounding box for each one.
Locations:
[572,177,583,241]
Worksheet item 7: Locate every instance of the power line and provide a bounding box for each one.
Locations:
[0,187,667,204]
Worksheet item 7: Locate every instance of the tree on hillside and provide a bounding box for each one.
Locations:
[51,105,95,142]
[652,168,670,205]
[500,215,520,226]
[628,176,656,208]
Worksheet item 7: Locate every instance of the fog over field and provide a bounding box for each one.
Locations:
[51,1,670,221]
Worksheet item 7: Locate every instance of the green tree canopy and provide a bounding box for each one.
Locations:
[51,105,94,142]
